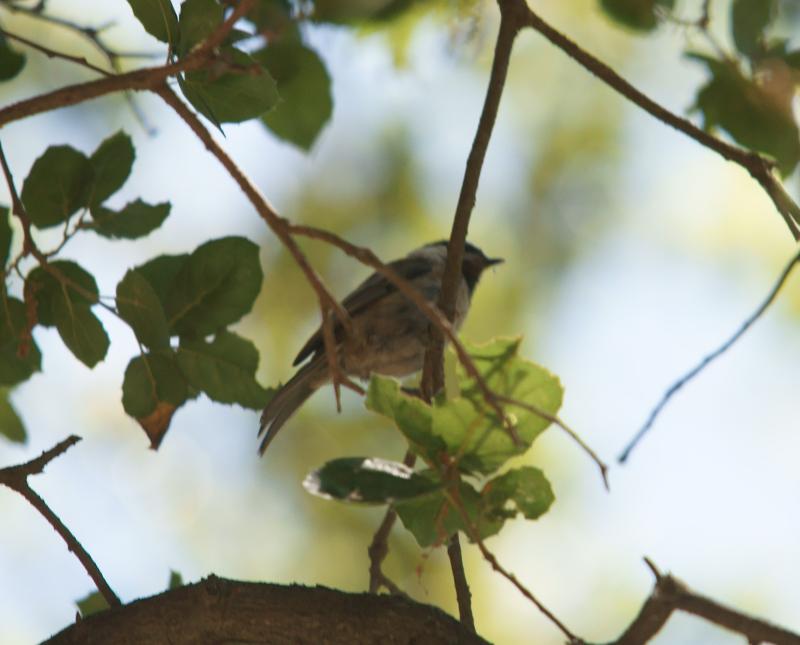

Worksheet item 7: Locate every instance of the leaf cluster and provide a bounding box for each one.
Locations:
[305,338,562,548]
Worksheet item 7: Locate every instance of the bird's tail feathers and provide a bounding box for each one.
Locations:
[258,358,326,455]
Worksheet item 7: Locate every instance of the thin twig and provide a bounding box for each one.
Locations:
[0,435,122,607]
[0,27,111,75]
[495,393,609,489]
[422,0,525,398]
[368,451,416,593]
[619,244,800,463]
[611,559,800,645]
[521,5,800,240]
[0,0,255,128]
[447,534,475,631]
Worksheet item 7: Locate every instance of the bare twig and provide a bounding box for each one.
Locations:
[495,393,609,489]
[0,27,111,75]
[0,0,255,128]
[422,0,526,398]
[521,5,800,240]
[368,451,416,594]
[611,559,800,644]
[0,435,122,607]
[447,534,475,631]
[619,244,800,463]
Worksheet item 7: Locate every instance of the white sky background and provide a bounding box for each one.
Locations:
[1,1,799,644]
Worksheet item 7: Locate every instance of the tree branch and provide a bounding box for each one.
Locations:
[609,559,800,645]
[521,6,800,240]
[0,436,122,608]
[619,243,800,463]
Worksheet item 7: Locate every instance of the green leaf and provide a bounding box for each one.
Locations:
[483,466,554,522]
[21,146,94,229]
[248,0,297,38]
[179,47,279,125]
[76,590,110,618]
[688,53,800,176]
[0,388,25,443]
[126,0,179,44]
[367,338,563,476]
[313,0,413,22]
[395,480,492,547]
[254,42,333,150]
[116,270,170,349]
[88,131,135,206]
[89,200,171,239]
[166,236,263,336]
[0,297,41,386]
[27,261,99,327]
[731,0,775,58]
[179,0,224,56]
[0,206,12,268]
[135,254,189,311]
[123,352,187,417]
[176,331,271,408]
[168,570,183,589]
[52,297,109,368]
[599,0,674,31]
[122,352,187,447]
[0,34,25,81]
[303,457,441,504]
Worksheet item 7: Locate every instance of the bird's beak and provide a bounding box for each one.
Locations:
[486,257,504,267]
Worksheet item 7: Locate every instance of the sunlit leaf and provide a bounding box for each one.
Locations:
[21,146,93,229]
[304,457,441,503]
[176,331,271,409]
[76,590,110,618]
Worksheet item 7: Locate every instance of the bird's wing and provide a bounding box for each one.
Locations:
[292,255,432,366]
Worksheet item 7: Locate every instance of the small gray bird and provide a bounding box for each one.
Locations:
[258,240,502,454]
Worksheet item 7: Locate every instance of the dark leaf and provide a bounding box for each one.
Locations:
[89,200,171,239]
[179,47,279,125]
[27,261,99,327]
[254,42,333,149]
[88,131,135,206]
[0,34,25,81]
[126,0,179,44]
[179,0,224,56]
[135,254,189,311]
[731,0,776,58]
[0,205,12,268]
[599,0,674,31]
[117,270,170,349]
[122,352,187,448]
[0,296,41,386]
[0,387,25,443]
[303,457,441,504]
[52,297,109,368]
[21,146,93,229]
[689,53,800,176]
[168,570,183,589]
[176,331,271,409]
[166,236,262,336]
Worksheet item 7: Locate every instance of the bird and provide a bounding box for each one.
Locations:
[258,240,502,455]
